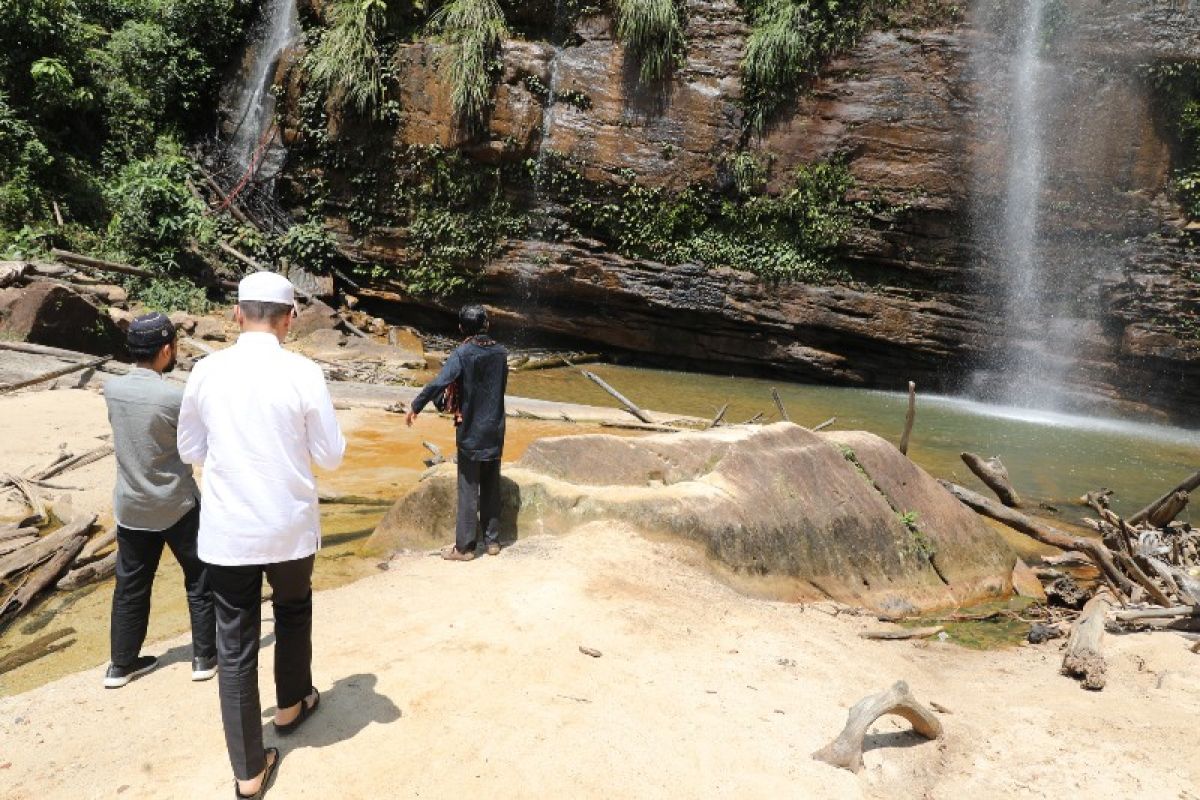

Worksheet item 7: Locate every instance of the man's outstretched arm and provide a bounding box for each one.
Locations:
[406,351,463,427]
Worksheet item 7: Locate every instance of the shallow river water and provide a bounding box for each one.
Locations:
[510,364,1200,524]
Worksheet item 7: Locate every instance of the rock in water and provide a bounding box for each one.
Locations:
[368,423,1017,614]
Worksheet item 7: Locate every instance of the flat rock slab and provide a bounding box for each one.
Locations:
[369,423,1016,613]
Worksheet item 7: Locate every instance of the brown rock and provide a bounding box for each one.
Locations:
[168,311,197,334]
[194,317,229,342]
[0,281,123,356]
[108,307,134,332]
[368,424,1016,614]
[1010,559,1048,603]
[291,298,339,339]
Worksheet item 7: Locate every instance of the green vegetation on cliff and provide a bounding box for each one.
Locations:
[1148,62,1200,220]
[739,0,875,133]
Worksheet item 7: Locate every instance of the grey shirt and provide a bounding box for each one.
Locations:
[104,368,199,531]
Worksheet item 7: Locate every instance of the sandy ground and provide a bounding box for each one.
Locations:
[2,388,1200,799]
[1,524,1198,799]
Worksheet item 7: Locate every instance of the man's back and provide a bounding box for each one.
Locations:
[455,338,509,461]
[178,331,345,566]
[105,368,198,531]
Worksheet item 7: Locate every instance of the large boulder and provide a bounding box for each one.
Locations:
[0,281,123,356]
[368,423,1016,613]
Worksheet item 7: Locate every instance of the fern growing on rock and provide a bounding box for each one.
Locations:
[740,0,871,134]
[427,0,508,130]
[306,0,389,116]
[614,0,685,84]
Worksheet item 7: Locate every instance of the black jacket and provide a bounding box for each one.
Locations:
[412,337,509,461]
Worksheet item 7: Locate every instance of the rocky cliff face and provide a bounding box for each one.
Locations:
[286,0,1200,422]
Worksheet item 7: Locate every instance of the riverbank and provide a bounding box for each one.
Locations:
[0,388,605,695]
[3,522,1199,799]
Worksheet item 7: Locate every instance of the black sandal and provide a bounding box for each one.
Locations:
[274,687,320,736]
[234,747,280,799]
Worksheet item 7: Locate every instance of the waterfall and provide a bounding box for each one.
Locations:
[971,0,1080,411]
[998,0,1052,406]
[224,0,300,177]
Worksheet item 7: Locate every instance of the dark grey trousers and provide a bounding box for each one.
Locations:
[207,555,314,780]
[110,504,214,666]
[457,458,501,553]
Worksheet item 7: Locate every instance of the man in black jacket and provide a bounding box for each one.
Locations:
[406,305,509,561]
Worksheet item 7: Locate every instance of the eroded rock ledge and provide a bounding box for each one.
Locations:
[369,423,1017,614]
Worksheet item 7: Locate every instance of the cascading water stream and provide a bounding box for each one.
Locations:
[970,0,1086,413]
[998,0,1056,408]
[225,0,300,177]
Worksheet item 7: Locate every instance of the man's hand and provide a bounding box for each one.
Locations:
[405,410,418,428]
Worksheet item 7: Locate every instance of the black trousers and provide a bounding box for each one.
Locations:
[110,504,215,667]
[207,555,315,780]
[457,458,501,552]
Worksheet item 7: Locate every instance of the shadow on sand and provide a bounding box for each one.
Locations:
[263,673,402,750]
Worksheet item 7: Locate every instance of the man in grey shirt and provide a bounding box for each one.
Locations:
[103,312,215,688]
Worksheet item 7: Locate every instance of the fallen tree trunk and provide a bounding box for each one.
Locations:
[708,404,729,429]
[1147,491,1189,528]
[49,248,153,279]
[771,388,790,422]
[0,525,39,543]
[0,356,110,395]
[32,444,113,482]
[812,680,944,773]
[0,627,76,673]
[77,529,117,563]
[940,481,1138,597]
[56,550,117,591]
[1061,591,1112,690]
[859,625,944,641]
[0,535,38,557]
[961,452,1022,507]
[898,381,916,455]
[1114,605,1197,622]
[1130,470,1200,526]
[582,370,654,425]
[0,526,90,627]
[0,514,96,582]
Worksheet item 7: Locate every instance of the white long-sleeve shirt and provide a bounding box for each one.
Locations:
[178,331,346,566]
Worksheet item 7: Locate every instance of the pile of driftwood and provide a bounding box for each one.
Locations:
[0,250,140,307]
[0,446,117,631]
[944,452,1200,691]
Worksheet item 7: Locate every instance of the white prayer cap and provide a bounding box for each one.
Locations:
[238,271,297,309]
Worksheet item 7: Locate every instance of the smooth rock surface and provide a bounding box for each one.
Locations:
[369,423,1016,613]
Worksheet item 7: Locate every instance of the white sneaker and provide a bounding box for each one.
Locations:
[191,656,218,681]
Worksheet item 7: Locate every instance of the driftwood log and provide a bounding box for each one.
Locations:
[898,381,916,456]
[0,627,77,674]
[49,248,153,279]
[812,680,944,773]
[0,356,111,395]
[581,370,654,424]
[1061,592,1112,690]
[961,452,1022,507]
[32,444,114,482]
[0,515,95,627]
[1129,470,1200,526]
[1147,491,1189,528]
[941,481,1138,597]
[0,535,38,557]
[708,403,729,429]
[812,416,837,432]
[771,388,790,422]
[0,513,96,582]
[860,625,944,641]
[56,550,117,591]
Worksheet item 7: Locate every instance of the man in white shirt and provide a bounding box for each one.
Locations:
[178,271,345,800]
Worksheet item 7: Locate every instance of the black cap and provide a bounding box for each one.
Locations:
[127,312,176,350]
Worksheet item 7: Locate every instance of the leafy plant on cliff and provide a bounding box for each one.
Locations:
[739,0,873,134]
[532,153,859,283]
[427,0,508,130]
[306,0,390,116]
[1146,62,1200,220]
[614,0,686,84]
